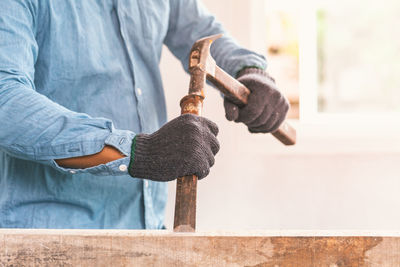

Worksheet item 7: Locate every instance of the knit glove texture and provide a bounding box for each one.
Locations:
[224,68,289,133]
[128,114,220,182]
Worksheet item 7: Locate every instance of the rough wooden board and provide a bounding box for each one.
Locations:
[1,230,400,267]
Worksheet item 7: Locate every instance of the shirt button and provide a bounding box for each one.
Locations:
[119,164,128,172]
[137,88,142,96]
[70,170,76,174]
[119,137,126,145]
[144,180,149,188]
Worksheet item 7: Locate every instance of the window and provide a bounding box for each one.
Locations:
[265,0,400,122]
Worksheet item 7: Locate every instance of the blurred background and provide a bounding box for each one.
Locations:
[161,0,400,230]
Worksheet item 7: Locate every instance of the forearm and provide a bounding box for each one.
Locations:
[0,82,135,176]
[0,82,112,161]
[55,145,125,169]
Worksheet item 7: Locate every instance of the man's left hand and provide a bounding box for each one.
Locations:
[224,68,289,133]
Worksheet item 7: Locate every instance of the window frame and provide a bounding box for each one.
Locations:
[296,5,400,124]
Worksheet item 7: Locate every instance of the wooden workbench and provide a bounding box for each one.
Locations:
[1,229,400,266]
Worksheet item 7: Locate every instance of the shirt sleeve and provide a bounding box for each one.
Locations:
[164,0,267,78]
[0,0,134,176]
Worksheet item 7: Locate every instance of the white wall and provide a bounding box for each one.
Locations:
[159,0,400,231]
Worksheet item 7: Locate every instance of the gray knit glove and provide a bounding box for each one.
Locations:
[128,114,220,182]
[224,68,289,133]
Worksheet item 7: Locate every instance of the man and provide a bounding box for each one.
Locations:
[0,0,289,229]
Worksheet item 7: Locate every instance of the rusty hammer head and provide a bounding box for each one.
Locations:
[187,33,251,106]
[189,34,222,75]
[187,34,223,95]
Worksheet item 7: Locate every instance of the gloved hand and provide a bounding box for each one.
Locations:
[128,114,220,182]
[224,68,289,133]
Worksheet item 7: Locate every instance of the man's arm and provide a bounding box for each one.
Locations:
[0,0,131,174]
[164,0,289,133]
[164,0,267,78]
[54,146,124,169]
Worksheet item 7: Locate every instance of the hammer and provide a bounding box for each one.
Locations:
[173,34,296,232]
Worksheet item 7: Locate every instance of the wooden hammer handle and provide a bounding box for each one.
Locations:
[208,66,296,145]
[173,95,204,232]
[173,175,197,232]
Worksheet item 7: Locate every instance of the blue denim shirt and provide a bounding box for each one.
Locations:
[0,0,266,229]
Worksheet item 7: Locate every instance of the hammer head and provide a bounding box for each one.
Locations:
[189,34,222,76]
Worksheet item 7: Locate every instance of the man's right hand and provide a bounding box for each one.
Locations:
[128,114,220,182]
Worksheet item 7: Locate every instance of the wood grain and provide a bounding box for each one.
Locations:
[1,230,400,266]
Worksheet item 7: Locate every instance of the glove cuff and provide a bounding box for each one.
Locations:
[236,67,276,83]
[128,133,154,179]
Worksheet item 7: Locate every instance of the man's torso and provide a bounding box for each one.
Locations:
[0,0,171,229]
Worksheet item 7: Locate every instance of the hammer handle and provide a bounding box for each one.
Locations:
[173,95,204,232]
[208,66,296,145]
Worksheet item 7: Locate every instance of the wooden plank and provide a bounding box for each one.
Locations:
[1,230,400,266]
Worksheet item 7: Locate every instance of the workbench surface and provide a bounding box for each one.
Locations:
[1,229,400,266]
